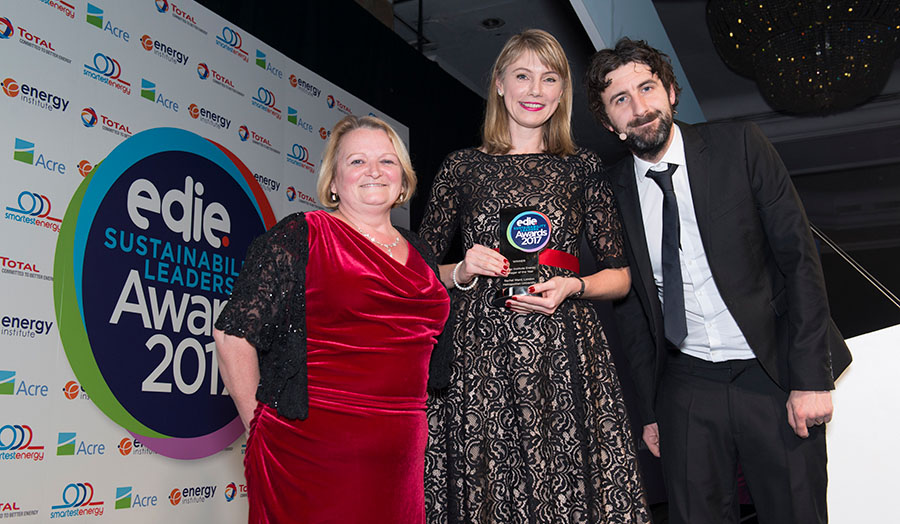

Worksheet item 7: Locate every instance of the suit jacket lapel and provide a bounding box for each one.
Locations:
[680,122,713,251]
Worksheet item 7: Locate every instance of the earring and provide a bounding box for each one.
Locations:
[330,192,339,202]
[497,89,503,97]
[396,192,405,203]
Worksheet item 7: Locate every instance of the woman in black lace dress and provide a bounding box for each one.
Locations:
[419,29,651,523]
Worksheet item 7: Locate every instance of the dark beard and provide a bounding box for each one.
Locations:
[624,109,673,161]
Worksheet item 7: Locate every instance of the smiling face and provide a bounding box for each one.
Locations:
[330,127,404,215]
[601,61,677,162]
[496,50,563,133]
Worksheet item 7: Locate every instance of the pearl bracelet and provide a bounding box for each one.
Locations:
[452,261,478,290]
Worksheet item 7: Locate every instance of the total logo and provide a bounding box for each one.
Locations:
[0,16,73,64]
[56,432,106,456]
[4,190,62,234]
[140,34,189,66]
[285,186,295,201]
[255,49,283,79]
[0,424,45,462]
[196,61,244,97]
[1,76,70,114]
[241,126,281,155]
[85,3,130,42]
[168,485,216,506]
[187,103,231,130]
[285,187,318,207]
[50,482,105,519]
[115,486,157,510]
[0,254,49,281]
[215,26,248,62]
[154,0,206,36]
[0,370,49,397]
[13,137,66,174]
[83,51,132,96]
[36,0,76,20]
[286,107,313,133]
[288,73,321,98]
[117,437,154,456]
[140,79,179,112]
[63,380,90,400]
[223,482,248,501]
[81,106,133,138]
[1,314,54,339]
[326,94,352,115]
[250,86,281,120]
[286,144,315,174]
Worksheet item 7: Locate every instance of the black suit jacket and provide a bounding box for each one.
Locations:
[609,121,852,424]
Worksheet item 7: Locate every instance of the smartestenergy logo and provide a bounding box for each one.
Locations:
[195,61,244,97]
[155,0,207,35]
[255,49,283,79]
[86,3,129,42]
[5,190,62,234]
[54,128,275,459]
[13,138,66,174]
[140,79,179,112]
[2,77,70,114]
[188,103,231,130]
[82,106,133,138]
[286,144,315,174]
[0,16,72,64]
[288,73,321,98]
[251,86,281,120]
[286,107,313,133]
[0,424,45,462]
[83,52,132,96]
[36,0,75,20]
[215,26,248,62]
[50,482,104,519]
[140,34,189,66]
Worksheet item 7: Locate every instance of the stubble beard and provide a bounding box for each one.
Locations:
[624,108,674,161]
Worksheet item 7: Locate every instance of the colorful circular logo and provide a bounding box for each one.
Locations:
[81,107,98,128]
[507,210,552,252]
[285,186,296,201]
[196,62,209,80]
[54,128,275,459]
[140,35,153,51]
[78,160,95,177]
[0,17,13,39]
[326,95,335,108]
[224,483,236,502]
[1,77,18,97]
[238,125,249,142]
[117,438,133,456]
[155,0,169,13]
[168,489,181,506]
[188,103,200,119]
[63,380,80,399]
[318,127,328,140]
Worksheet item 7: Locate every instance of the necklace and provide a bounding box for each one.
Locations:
[356,227,401,258]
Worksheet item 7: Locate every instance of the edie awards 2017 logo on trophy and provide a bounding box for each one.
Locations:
[54,128,275,459]
[493,207,552,307]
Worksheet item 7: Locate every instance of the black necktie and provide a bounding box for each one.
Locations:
[646,163,687,345]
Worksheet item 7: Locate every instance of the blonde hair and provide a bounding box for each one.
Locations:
[482,29,575,156]
[316,115,416,210]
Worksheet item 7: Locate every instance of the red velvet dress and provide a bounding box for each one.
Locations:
[244,211,449,523]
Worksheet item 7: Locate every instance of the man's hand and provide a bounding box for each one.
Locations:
[787,390,833,438]
[643,423,661,457]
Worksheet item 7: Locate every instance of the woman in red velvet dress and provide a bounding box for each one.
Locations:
[213,115,450,523]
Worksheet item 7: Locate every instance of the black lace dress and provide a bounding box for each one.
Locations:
[419,148,651,523]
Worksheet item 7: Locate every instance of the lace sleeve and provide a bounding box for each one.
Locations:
[583,153,628,269]
[214,215,305,352]
[418,151,463,261]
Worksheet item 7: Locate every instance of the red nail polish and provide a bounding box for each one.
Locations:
[510,296,518,301]
[505,301,512,308]
[528,286,535,294]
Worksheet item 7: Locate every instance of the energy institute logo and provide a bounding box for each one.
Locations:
[2,77,19,97]
[53,128,275,459]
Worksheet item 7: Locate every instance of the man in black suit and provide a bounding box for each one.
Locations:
[584,38,851,524]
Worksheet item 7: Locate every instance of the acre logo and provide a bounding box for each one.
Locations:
[250,86,281,120]
[141,34,189,66]
[54,128,275,459]
[85,3,129,42]
[13,138,66,175]
[0,370,48,397]
[83,51,132,96]
[140,79,179,112]
[50,482,105,518]
[215,26,247,62]
[286,144,315,174]
[57,432,106,456]
[115,486,157,510]
[0,424,45,462]
[5,190,62,233]
[286,107,313,133]
[255,49,282,79]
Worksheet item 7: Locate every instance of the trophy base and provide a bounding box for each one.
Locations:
[491,285,534,307]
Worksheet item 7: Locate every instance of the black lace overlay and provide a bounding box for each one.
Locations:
[419,149,650,523]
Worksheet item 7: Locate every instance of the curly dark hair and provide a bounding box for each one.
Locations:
[584,37,682,128]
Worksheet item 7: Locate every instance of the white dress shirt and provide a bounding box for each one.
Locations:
[632,124,755,362]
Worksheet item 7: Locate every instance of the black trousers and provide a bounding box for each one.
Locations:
[656,353,827,524]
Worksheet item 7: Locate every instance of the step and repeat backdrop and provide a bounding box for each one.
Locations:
[1,1,408,521]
